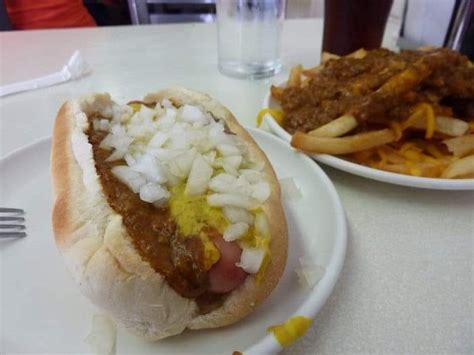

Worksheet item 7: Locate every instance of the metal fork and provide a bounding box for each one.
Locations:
[0,208,26,238]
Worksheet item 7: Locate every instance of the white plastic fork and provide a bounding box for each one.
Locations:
[0,208,26,238]
[0,50,90,97]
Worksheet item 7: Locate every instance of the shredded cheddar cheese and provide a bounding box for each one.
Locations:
[256,108,284,127]
[351,137,457,178]
[268,316,312,347]
[425,144,444,159]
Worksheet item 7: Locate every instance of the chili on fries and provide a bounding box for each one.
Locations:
[260,48,474,179]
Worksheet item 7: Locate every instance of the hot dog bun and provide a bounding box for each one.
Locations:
[51,87,288,340]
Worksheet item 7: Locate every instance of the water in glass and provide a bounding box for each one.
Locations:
[216,0,285,79]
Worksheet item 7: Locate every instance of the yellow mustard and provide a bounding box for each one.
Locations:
[169,184,227,269]
[128,102,142,113]
[268,316,312,347]
[169,184,228,236]
[168,184,271,275]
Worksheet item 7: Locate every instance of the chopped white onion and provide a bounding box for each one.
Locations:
[139,183,170,203]
[124,153,136,167]
[105,149,127,162]
[111,124,127,136]
[99,119,110,131]
[255,212,269,237]
[279,177,302,200]
[215,156,242,176]
[242,159,264,171]
[94,100,273,223]
[237,247,265,274]
[207,193,259,210]
[223,222,249,241]
[216,143,241,156]
[239,169,266,183]
[113,103,132,122]
[92,119,100,131]
[208,121,226,145]
[166,126,188,150]
[84,314,116,355]
[168,149,196,178]
[165,107,177,120]
[131,154,167,184]
[295,256,325,289]
[179,104,209,125]
[154,102,164,117]
[99,134,114,150]
[107,132,133,153]
[149,147,182,162]
[156,114,175,130]
[234,176,253,196]
[251,181,271,202]
[161,98,173,108]
[138,104,156,122]
[202,150,217,165]
[185,154,213,196]
[209,173,238,193]
[111,166,146,193]
[100,105,114,119]
[127,124,148,138]
[222,206,255,224]
[163,169,183,187]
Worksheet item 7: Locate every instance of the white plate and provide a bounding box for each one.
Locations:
[0,128,346,354]
[263,87,474,190]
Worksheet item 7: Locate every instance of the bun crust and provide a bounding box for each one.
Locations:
[51,88,288,340]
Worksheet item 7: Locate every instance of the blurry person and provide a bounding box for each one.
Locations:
[0,0,12,30]
[3,0,97,30]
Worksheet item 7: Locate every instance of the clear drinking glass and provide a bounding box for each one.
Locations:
[216,0,285,79]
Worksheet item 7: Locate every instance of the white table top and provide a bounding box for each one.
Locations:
[1,19,473,354]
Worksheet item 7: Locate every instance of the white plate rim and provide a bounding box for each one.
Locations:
[0,128,347,354]
[262,86,474,191]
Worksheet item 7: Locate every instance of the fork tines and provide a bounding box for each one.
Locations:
[0,208,26,238]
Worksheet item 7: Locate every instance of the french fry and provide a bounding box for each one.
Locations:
[443,135,474,157]
[375,54,439,96]
[270,85,284,100]
[288,65,303,87]
[411,116,469,137]
[417,46,436,52]
[308,114,358,137]
[321,52,340,63]
[291,129,396,155]
[441,155,474,178]
[347,48,367,59]
[302,65,322,77]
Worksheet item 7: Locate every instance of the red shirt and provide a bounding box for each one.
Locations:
[6,0,97,30]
